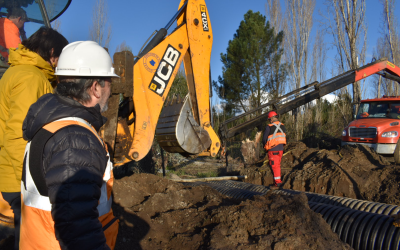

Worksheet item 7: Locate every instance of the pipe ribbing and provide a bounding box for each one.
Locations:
[201,180,400,216]
[184,181,400,250]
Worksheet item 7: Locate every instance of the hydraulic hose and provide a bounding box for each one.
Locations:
[184,180,400,250]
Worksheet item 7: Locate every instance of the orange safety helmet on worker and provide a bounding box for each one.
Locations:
[264,111,286,151]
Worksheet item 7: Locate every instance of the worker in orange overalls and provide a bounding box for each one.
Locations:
[262,111,286,190]
[0,7,28,72]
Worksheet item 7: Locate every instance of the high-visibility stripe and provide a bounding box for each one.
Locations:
[21,141,51,211]
[23,117,112,214]
[21,117,117,249]
[265,122,286,150]
[274,177,281,180]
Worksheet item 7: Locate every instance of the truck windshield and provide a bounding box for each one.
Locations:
[357,102,400,119]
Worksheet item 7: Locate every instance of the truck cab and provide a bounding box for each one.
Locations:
[341,96,400,156]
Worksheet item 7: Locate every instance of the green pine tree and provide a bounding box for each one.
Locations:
[214,10,287,114]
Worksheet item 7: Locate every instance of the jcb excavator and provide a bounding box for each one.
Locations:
[103,0,221,165]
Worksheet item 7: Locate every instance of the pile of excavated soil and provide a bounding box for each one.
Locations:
[113,173,351,249]
[243,141,400,205]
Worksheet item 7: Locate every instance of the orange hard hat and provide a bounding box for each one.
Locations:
[268,111,278,119]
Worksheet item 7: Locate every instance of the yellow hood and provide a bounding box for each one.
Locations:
[8,44,56,82]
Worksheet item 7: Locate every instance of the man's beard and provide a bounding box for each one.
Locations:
[101,102,108,112]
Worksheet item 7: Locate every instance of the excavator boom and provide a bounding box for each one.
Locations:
[219,58,400,140]
[105,0,220,164]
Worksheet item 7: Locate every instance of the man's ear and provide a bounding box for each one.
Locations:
[90,81,101,99]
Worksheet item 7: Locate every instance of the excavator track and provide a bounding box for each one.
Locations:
[156,95,211,155]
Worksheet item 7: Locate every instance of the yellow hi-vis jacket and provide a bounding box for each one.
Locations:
[20,117,118,250]
[0,44,55,192]
[264,121,286,151]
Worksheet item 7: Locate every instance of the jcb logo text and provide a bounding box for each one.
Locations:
[149,45,181,96]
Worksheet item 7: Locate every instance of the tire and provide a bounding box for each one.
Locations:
[394,139,400,164]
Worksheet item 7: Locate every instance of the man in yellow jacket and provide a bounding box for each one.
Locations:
[0,27,68,250]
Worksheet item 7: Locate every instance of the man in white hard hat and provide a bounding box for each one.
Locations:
[19,41,119,250]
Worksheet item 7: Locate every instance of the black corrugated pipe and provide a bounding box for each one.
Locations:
[203,180,400,216]
[184,181,400,250]
[308,202,400,250]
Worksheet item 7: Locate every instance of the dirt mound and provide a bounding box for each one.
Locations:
[113,173,351,249]
[243,141,400,205]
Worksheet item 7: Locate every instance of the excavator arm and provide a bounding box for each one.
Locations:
[104,0,220,164]
[219,58,400,140]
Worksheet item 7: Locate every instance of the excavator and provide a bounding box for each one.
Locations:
[102,0,221,165]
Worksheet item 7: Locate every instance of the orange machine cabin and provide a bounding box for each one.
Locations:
[341,96,400,155]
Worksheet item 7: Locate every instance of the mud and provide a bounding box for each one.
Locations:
[113,173,351,250]
[243,141,400,205]
[2,138,398,249]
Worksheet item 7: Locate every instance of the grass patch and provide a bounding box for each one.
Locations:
[195,171,219,178]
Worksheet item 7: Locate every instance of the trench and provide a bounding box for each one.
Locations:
[183,180,400,250]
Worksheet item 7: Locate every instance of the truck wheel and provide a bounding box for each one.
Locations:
[394,140,400,164]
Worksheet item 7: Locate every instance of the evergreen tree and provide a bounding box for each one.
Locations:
[214,10,287,114]
[167,68,188,100]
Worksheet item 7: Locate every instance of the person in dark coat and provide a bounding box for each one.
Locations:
[20,41,120,250]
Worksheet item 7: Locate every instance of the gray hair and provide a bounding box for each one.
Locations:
[8,7,28,20]
[54,76,106,103]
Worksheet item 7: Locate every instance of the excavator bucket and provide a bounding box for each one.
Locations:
[156,94,211,155]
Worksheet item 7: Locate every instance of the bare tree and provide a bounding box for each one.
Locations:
[45,0,61,31]
[373,39,395,96]
[311,30,328,83]
[265,0,283,34]
[380,0,400,95]
[284,0,315,90]
[52,19,61,32]
[115,41,132,52]
[265,0,287,100]
[283,0,315,140]
[324,0,367,114]
[89,0,112,48]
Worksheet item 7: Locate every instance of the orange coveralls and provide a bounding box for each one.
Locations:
[0,18,21,66]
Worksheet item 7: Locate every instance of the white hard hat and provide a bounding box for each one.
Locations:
[55,41,119,78]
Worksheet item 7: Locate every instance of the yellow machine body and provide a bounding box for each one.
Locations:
[113,0,220,163]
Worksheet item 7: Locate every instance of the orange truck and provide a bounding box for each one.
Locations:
[341,95,400,162]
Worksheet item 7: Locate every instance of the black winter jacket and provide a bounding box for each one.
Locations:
[22,93,110,250]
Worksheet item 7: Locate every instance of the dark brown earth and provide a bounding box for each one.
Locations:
[242,141,400,205]
[3,139,397,249]
[113,173,351,250]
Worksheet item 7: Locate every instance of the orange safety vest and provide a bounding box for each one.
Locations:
[264,121,286,151]
[0,18,21,68]
[20,117,118,250]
